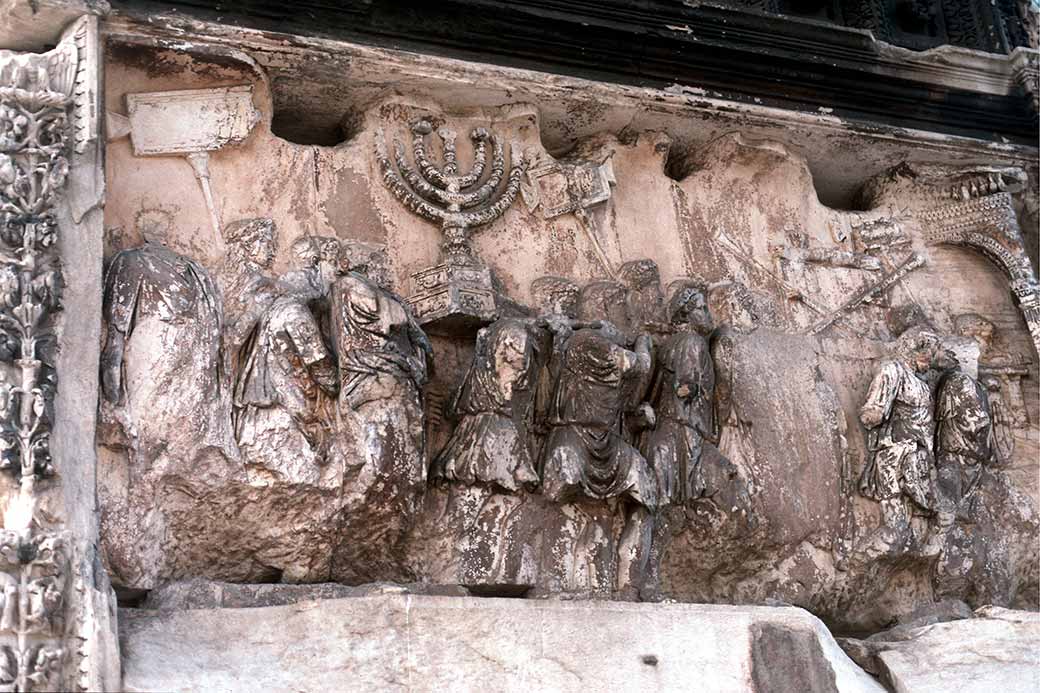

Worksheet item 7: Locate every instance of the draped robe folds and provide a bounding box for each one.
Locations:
[233,293,336,483]
[643,331,715,505]
[329,273,431,484]
[100,244,234,460]
[935,370,997,510]
[541,329,658,510]
[858,359,938,512]
[433,320,539,492]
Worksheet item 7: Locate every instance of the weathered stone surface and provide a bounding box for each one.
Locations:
[142,578,469,610]
[840,606,1040,692]
[0,0,109,51]
[93,16,1038,638]
[120,596,884,693]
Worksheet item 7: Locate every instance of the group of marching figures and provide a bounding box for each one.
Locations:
[858,322,1010,551]
[97,216,740,521]
[99,218,430,491]
[431,272,736,514]
[96,215,1007,586]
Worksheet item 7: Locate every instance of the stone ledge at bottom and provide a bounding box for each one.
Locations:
[119,595,884,693]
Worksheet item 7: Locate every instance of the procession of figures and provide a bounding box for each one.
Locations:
[858,322,1011,554]
[98,210,744,595]
[90,114,1036,602]
[97,217,1017,597]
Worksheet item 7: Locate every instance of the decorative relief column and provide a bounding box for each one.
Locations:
[0,14,118,693]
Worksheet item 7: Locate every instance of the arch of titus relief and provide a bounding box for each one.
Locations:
[0,1,1037,690]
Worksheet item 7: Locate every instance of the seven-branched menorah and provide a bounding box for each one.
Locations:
[376,118,526,266]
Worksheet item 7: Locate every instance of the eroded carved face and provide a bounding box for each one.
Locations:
[907,339,948,373]
[954,313,995,357]
[708,282,757,332]
[285,237,332,298]
[289,237,320,271]
[531,276,580,318]
[224,218,277,270]
[249,225,276,269]
[893,326,941,373]
[670,285,714,335]
[490,322,533,396]
[136,208,174,246]
[313,236,342,291]
[618,259,661,291]
[339,240,393,289]
[911,349,933,373]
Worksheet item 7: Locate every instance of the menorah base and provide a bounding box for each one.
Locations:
[407,262,498,335]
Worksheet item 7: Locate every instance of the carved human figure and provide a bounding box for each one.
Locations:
[99,220,234,460]
[639,282,758,598]
[531,276,580,320]
[644,282,717,505]
[540,326,657,508]
[539,324,659,596]
[935,365,1001,520]
[706,280,759,481]
[702,285,759,534]
[232,237,339,484]
[220,218,278,355]
[980,374,1016,462]
[528,276,582,466]
[618,259,665,333]
[858,326,942,537]
[328,256,433,487]
[577,280,629,338]
[953,312,1021,453]
[432,318,540,492]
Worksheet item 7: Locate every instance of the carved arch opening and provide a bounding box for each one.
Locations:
[919,192,1040,354]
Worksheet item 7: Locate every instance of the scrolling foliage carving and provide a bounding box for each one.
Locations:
[0,28,80,693]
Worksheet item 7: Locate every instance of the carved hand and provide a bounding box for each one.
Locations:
[310,358,340,396]
[859,404,884,428]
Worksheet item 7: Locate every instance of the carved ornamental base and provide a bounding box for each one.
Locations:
[407,261,498,335]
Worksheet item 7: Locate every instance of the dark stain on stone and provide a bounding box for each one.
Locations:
[750,622,839,693]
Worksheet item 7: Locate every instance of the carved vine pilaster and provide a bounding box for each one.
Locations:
[0,530,67,692]
[0,28,81,693]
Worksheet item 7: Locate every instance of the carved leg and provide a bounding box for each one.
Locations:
[615,503,652,600]
[639,507,678,602]
[935,453,963,519]
[853,497,912,560]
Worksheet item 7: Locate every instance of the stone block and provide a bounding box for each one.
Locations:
[842,606,1040,693]
[407,262,498,335]
[119,596,884,693]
